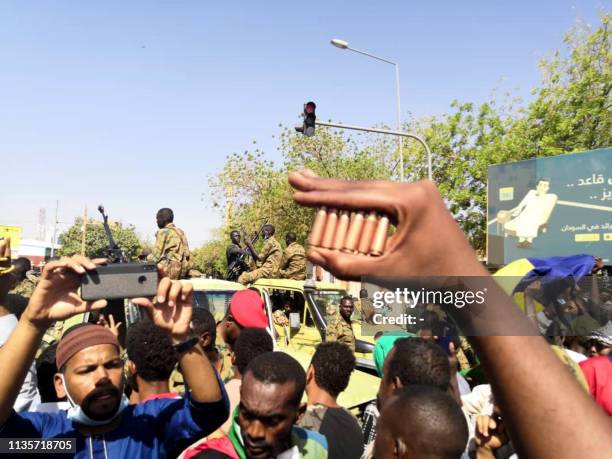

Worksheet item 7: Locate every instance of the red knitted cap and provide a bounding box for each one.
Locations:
[56,324,120,370]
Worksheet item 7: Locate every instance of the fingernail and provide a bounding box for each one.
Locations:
[158,295,165,302]
[168,300,174,307]
[76,266,85,274]
[181,294,186,301]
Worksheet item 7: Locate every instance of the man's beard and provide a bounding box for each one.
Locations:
[80,384,122,421]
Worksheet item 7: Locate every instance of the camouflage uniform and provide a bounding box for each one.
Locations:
[325,313,356,351]
[298,403,358,432]
[355,298,375,324]
[36,321,64,359]
[279,242,307,280]
[9,275,37,297]
[237,235,282,285]
[148,223,192,280]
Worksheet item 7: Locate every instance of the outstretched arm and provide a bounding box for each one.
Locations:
[0,256,107,426]
[132,279,222,403]
[288,170,612,459]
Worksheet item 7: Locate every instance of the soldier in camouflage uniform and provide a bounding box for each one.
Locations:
[279,232,307,280]
[325,296,356,351]
[148,208,192,280]
[238,224,282,285]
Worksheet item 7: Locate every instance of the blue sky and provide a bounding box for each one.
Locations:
[1,1,606,247]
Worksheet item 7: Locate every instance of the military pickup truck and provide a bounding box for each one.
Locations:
[185,277,379,412]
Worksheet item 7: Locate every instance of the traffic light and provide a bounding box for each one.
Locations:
[295,101,316,137]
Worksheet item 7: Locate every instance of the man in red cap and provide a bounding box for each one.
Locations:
[0,255,228,458]
[218,289,270,381]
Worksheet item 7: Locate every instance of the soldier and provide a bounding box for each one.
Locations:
[9,258,37,297]
[326,295,356,351]
[7,258,38,318]
[237,224,282,285]
[355,288,375,324]
[226,230,248,281]
[279,232,306,280]
[148,208,192,280]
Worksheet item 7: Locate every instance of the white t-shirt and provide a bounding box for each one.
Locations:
[0,314,41,412]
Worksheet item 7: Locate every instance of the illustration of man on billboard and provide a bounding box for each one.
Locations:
[498,178,558,248]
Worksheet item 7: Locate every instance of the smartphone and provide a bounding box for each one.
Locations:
[80,263,158,301]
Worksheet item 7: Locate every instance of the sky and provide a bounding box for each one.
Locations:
[0,0,607,247]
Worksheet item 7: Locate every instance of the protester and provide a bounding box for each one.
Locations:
[584,330,612,358]
[288,170,612,457]
[182,327,274,458]
[217,289,270,382]
[183,352,328,458]
[325,296,356,351]
[0,255,228,458]
[299,342,363,459]
[222,327,273,433]
[579,353,612,416]
[0,239,40,412]
[220,290,269,350]
[374,385,468,459]
[126,320,179,403]
[192,308,222,371]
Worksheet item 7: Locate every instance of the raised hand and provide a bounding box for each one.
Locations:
[23,255,107,329]
[97,314,122,339]
[132,278,193,342]
[288,170,487,281]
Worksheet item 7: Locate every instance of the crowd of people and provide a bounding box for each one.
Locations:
[0,171,611,458]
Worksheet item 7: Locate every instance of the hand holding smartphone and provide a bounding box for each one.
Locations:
[80,263,159,301]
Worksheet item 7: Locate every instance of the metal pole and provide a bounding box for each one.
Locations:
[395,63,403,182]
[51,201,58,258]
[81,206,87,256]
[316,120,433,180]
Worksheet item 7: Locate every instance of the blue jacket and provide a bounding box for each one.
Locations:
[0,390,229,459]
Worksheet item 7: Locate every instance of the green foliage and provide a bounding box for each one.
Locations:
[204,13,610,259]
[523,13,611,155]
[58,218,142,260]
[209,126,392,249]
[191,236,227,278]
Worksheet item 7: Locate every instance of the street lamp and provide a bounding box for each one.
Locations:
[330,38,405,182]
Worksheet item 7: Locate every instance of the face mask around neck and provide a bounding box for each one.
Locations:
[59,374,128,427]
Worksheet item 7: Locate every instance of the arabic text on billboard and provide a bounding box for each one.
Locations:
[487,148,612,265]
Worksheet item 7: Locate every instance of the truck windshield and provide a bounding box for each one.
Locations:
[193,291,234,322]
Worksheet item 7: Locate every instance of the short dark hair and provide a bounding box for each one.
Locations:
[388,338,451,392]
[340,295,353,304]
[244,351,305,407]
[12,257,31,279]
[286,232,297,243]
[157,208,174,222]
[234,328,274,375]
[383,385,468,459]
[192,308,217,351]
[127,321,177,382]
[263,224,275,235]
[36,343,60,403]
[311,342,355,397]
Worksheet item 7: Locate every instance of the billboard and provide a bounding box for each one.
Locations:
[0,225,22,253]
[487,148,612,265]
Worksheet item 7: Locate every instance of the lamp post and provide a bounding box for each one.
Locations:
[331,38,405,182]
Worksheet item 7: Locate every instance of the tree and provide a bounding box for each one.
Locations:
[58,218,142,260]
[207,14,610,258]
[522,13,611,155]
[191,236,227,278]
[209,125,393,251]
